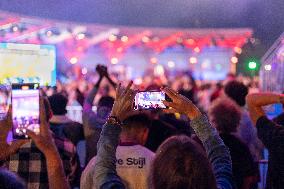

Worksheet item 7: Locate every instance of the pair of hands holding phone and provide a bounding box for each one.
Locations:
[0,98,59,160]
[110,81,202,123]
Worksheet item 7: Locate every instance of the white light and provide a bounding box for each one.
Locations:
[109,34,117,42]
[142,36,150,43]
[76,33,85,40]
[121,36,128,42]
[111,57,119,64]
[167,61,175,68]
[46,30,53,37]
[264,64,271,71]
[12,26,19,32]
[231,56,238,64]
[70,57,78,64]
[154,65,165,76]
[189,57,197,64]
[82,67,88,75]
[134,77,143,85]
[150,57,158,64]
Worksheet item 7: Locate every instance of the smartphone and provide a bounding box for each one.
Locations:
[11,83,40,139]
[0,92,8,120]
[134,91,166,110]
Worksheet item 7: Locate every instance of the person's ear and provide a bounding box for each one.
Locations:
[141,128,149,145]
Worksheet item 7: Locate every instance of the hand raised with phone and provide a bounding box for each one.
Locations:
[27,97,70,189]
[0,107,28,160]
[26,98,58,157]
[161,87,201,120]
[110,81,137,122]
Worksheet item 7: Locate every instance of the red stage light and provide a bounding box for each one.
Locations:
[117,47,123,52]
[142,36,150,43]
[187,39,195,45]
[234,47,242,54]
[194,47,200,53]
[150,57,158,64]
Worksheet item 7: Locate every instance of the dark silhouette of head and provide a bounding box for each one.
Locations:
[224,80,248,107]
[48,93,68,115]
[97,96,115,119]
[151,135,217,189]
[209,97,241,134]
[0,169,26,189]
[98,96,115,108]
[122,113,151,145]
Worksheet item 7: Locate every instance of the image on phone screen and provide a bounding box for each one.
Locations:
[12,83,40,139]
[0,91,8,120]
[134,91,166,110]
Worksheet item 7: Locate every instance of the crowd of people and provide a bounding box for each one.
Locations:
[0,65,284,189]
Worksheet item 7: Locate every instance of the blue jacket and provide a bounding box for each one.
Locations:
[94,115,235,189]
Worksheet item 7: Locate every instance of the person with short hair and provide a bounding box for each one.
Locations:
[224,80,263,160]
[81,113,154,189]
[209,98,259,189]
[246,93,284,189]
[48,93,84,145]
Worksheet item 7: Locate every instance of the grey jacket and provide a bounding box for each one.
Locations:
[94,115,235,189]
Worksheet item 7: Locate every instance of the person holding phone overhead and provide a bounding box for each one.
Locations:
[0,98,70,189]
[93,82,234,189]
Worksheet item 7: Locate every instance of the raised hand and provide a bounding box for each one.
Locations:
[161,87,201,120]
[110,81,137,122]
[0,107,28,160]
[27,97,70,189]
[96,65,107,77]
[27,98,58,157]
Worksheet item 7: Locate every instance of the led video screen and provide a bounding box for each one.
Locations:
[0,43,56,86]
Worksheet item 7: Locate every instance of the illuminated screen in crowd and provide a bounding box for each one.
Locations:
[0,43,56,86]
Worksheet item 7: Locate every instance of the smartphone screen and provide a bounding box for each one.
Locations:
[134,91,166,110]
[0,91,8,120]
[11,83,40,139]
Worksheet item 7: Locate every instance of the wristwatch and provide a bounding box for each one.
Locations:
[107,116,123,126]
